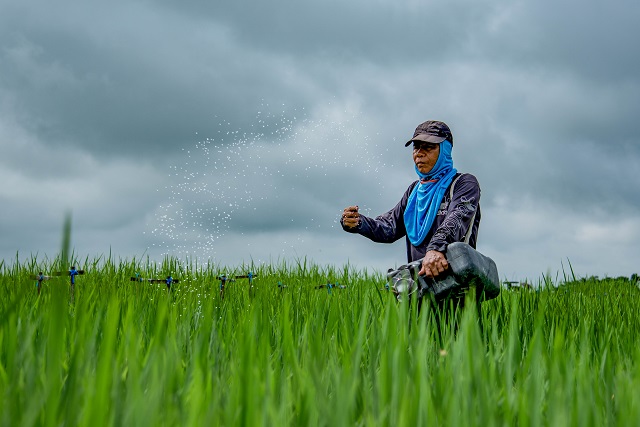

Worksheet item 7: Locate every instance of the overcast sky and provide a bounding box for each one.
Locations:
[1,0,639,282]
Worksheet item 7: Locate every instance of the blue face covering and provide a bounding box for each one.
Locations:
[403,140,457,246]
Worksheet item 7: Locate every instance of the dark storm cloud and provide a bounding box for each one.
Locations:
[0,1,317,157]
[153,0,481,59]
[466,67,640,215]
[474,0,640,83]
[495,139,640,216]
[0,148,168,260]
[157,0,640,87]
[3,0,636,163]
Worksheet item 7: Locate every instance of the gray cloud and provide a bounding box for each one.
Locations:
[1,0,639,281]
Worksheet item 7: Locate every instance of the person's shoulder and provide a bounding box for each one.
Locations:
[450,172,480,195]
[397,180,420,202]
[403,180,419,193]
[454,172,479,186]
[408,179,419,189]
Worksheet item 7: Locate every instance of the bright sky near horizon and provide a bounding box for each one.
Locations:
[1,0,639,281]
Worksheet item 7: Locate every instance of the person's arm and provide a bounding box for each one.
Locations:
[341,182,417,244]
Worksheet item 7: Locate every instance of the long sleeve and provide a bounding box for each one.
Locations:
[341,173,481,263]
[341,182,418,244]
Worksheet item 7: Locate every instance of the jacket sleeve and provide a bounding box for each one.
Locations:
[426,174,481,253]
[341,182,417,244]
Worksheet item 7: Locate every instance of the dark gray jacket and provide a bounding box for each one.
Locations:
[342,173,481,263]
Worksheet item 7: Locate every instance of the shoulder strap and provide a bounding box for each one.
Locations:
[449,173,477,244]
[449,174,463,200]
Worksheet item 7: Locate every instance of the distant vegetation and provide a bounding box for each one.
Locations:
[1,255,639,426]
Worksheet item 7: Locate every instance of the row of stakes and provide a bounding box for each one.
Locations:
[29,268,348,297]
[30,267,84,295]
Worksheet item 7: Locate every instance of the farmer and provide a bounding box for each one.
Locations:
[341,120,481,281]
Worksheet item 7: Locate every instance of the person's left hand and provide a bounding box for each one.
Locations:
[419,250,449,278]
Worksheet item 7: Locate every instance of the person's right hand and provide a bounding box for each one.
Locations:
[341,205,360,228]
[419,250,449,278]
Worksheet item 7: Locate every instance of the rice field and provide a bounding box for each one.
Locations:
[1,254,639,426]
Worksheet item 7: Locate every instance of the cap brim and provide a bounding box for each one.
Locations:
[404,134,447,147]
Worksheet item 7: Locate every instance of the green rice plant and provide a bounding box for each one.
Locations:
[1,251,640,426]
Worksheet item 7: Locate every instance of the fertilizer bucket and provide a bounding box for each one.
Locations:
[386,242,500,302]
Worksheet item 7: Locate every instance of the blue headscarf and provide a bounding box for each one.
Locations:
[403,140,457,246]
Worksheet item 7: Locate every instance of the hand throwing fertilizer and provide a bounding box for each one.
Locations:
[385,242,500,303]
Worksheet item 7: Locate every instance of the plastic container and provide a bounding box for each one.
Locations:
[386,242,500,302]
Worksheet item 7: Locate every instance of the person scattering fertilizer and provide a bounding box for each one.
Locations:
[341,120,497,309]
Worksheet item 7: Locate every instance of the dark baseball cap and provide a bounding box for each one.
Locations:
[404,120,453,147]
